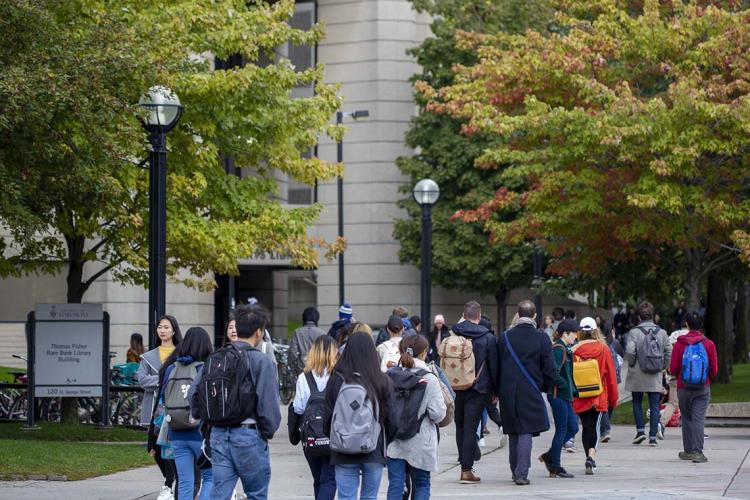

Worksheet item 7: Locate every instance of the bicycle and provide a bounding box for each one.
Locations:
[274,343,295,405]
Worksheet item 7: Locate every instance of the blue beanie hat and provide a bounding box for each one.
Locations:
[339,302,353,320]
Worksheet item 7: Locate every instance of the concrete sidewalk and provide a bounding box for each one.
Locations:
[1,421,748,499]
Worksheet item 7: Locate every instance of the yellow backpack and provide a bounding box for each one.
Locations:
[572,355,602,398]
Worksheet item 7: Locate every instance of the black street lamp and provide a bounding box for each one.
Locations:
[414,178,440,329]
[138,86,183,349]
[533,248,543,326]
[335,109,369,306]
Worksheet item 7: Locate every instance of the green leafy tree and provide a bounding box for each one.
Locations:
[0,0,342,304]
[423,0,750,314]
[395,0,552,328]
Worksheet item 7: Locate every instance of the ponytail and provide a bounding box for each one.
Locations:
[399,334,428,369]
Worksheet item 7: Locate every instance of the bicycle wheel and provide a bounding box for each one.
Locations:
[115,393,142,426]
[42,397,62,422]
[9,392,28,421]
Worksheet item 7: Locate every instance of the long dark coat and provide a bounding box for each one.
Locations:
[496,323,556,435]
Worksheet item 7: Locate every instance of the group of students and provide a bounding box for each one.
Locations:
[136,306,281,500]
[136,297,719,500]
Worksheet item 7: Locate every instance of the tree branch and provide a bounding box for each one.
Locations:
[82,259,123,291]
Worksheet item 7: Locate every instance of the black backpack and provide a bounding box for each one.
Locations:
[301,371,331,457]
[386,367,430,441]
[198,343,257,426]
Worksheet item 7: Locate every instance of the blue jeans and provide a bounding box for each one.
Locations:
[386,458,429,500]
[335,463,383,500]
[211,426,270,500]
[172,438,213,500]
[547,395,578,469]
[305,454,336,500]
[632,391,661,438]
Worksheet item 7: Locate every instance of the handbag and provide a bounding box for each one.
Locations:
[503,332,549,428]
[287,400,302,445]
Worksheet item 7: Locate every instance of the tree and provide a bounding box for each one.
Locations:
[395,0,553,329]
[423,0,750,313]
[0,0,342,304]
[0,0,341,423]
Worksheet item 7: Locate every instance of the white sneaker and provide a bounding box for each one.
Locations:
[478,437,486,447]
[156,486,174,500]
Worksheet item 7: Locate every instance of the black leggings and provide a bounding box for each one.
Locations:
[579,408,603,457]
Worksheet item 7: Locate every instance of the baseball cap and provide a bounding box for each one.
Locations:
[579,317,597,331]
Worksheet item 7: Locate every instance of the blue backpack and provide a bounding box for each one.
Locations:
[681,340,709,388]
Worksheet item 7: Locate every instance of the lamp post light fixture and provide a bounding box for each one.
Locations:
[335,109,370,307]
[414,178,440,329]
[138,86,183,349]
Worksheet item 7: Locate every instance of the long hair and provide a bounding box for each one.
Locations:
[305,335,337,376]
[159,327,214,386]
[155,315,183,347]
[333,331,392,421]
[578,327,606,344]
[129,333,145,355]
[399,334,429,369]
[225,314,236,344]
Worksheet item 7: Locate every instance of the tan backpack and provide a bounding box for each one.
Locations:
[439,334,485,391]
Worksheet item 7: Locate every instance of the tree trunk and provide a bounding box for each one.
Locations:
[706,272,733,384]
[495,289,508,334]
[61,235,86,424]
[734,280,750,364]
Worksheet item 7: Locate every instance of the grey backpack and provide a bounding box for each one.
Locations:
[329,374,381,455]
[165,361,202,430]
[636,327,663,374]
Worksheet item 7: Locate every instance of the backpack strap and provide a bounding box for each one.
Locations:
[504,333,541,392]
[305,371,321,396]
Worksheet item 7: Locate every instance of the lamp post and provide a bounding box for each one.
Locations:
[533,248,543,327]
[414,179,440,329]
[138,86,183,349]
[336,109,369,306]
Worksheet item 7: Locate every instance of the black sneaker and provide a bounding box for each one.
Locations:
[514,477,530,486]
[600,432,611,443]
[633,432,647,445]
[692,453,708,463]
[550,467,575,478]
[538,452,553,473]
[585,457,595,475]
[649,438,658,447]
[679,451,697,460]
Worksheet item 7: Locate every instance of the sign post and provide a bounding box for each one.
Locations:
[27,304,110,428]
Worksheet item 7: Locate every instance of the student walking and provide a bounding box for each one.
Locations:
[669,312,718,463]
[385,335,446,500]
[127,333,146,363]
[571,317,619,475]
[289,307,327,377]
[160,327,214,500]
[325,327,392,500]
[625,302,672,446]
[377,315,405,372]
[193,304,282,500]
[539,319,579,478]
[443,301,499,484]
[138,315,183,500]
[293,335,339,500]
[497,300,556,486]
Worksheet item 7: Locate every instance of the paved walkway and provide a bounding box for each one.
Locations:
[1,420,748,499]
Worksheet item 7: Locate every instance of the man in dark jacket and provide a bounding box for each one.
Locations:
[327,302,353,343]
[451,301,499,485]
[497,300,556,486]
[289,306,325,376]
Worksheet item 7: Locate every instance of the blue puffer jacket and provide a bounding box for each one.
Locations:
[450,321,499,395]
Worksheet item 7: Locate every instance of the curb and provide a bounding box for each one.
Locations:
[0,473,67,481]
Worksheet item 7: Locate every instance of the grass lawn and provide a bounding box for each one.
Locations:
[612,363,750,425]
[0,423,150,480]
[0,422,147,442]
[0,440,152,480]
[0,365,25,384]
